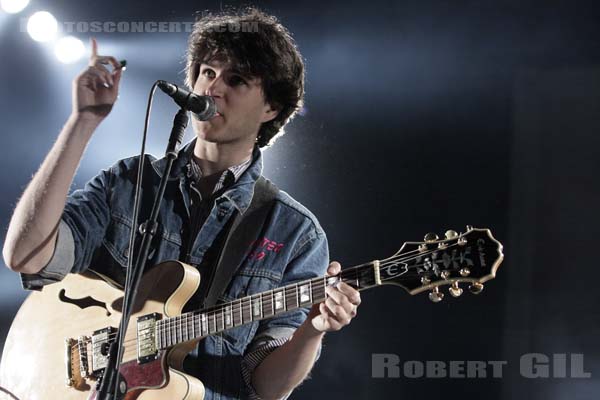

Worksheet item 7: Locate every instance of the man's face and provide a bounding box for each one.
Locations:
[191,59,277,145]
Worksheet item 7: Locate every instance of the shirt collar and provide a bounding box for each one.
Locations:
[186,153,253,195]
[150,138,263,214]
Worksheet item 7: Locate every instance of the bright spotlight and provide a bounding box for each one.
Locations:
[55,36,85,64]
[27,11,58,42]
[0,0,30,14]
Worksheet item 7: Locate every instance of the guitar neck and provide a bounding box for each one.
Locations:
[156,261,381,349]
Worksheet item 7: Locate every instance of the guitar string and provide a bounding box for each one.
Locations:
[74,240,486,355]
[74,240,484,353]
[70,241,482,352]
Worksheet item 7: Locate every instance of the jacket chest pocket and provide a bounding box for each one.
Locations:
[103,213,184,268]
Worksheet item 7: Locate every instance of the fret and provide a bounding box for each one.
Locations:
[233,299,242,326]
[262,291,274,318]
[178,315,183,342]
[242,297,252,324]
[183,315,188,341]
[171,318,176,347]
[271,290,276,315]
[285,285,298,310]
[251,294,262,319]
[299,282,311,306]
[340,268,359,290]
[191,313,195,339]
[210,312,216,334]
[201,313,207,336]
[274,289,284,313]
[214,309,222,333]
[173,316,177,345]
[220,307,225,332]
[224,305,232,328]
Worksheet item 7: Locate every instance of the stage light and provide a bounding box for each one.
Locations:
[0,0,29,14]
[26,11,57,42]
[55,36,85,64]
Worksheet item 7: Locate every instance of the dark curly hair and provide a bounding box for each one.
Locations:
[184,7,305,148]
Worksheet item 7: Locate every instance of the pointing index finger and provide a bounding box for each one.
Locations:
[91,37,98,58]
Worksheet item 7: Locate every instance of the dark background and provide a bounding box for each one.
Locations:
[1,0,599,399]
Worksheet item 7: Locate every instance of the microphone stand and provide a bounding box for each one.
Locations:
[96,108,189,399]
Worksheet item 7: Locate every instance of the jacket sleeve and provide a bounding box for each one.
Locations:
[241,225,329,398]
[20,167,114,291]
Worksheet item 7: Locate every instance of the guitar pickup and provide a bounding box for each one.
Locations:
[137,313,161,364]
[91,326,117,374]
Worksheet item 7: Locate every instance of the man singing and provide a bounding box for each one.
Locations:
[3,8,360,400]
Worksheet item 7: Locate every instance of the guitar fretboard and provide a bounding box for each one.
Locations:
[155,262,378,349]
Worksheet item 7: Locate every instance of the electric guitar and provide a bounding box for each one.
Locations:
[0,227,503,400]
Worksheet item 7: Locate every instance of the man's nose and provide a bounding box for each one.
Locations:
[205,74,226,97]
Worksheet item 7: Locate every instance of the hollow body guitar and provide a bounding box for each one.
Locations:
[0,227,504,400]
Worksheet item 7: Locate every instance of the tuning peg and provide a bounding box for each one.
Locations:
[459,268,470,277]
[421,276,431,285]
[466,225,473,231]
[468,282,484,294]
[458,237,467,246]
[440,270,450,280]
[424,232,439,242]
[428,287,444,303]
[444,230,458,239]
[449,282,463,297]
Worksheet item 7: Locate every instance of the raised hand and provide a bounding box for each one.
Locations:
[72,37,124,120]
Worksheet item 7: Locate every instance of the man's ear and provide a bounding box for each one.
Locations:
[260,102,280,123]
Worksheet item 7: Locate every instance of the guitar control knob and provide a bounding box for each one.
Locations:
[424,232,439,242]
[469,282,484,294]
[449,282,463,297]
[429,287,444,303]
[444,230,458,239]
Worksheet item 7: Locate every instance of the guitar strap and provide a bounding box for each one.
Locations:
[202,175,279,308]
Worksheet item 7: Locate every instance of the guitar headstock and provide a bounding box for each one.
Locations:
[376,226,503,302]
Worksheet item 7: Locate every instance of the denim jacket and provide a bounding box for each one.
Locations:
[21,139,329,400]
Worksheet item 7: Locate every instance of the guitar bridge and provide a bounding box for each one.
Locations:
[64,336,90,389]
[137,313,161,364]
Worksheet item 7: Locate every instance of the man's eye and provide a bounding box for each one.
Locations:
[229,75,246,86]
[202,69,215,78]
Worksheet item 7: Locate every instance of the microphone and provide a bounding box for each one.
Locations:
[157,80,217,121]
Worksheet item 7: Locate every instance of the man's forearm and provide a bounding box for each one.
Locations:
[3,114,100,273]
[252,317,325,400]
